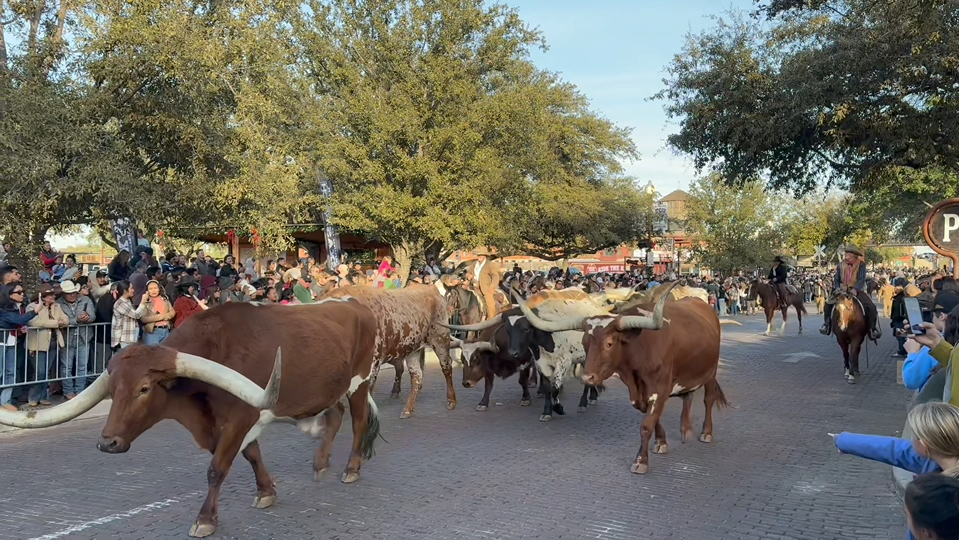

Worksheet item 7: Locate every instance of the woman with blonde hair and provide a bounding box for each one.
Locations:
[832,402,959,540]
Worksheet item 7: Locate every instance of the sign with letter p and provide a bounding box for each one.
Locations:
[923,199,959,278]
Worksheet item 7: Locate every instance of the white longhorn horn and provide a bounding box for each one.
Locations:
[512,289,585,333]
[0,371,111,428]
[617,282,676,331]
[449,338,464,349]
[173,347,282,409]
[439,313,503,332]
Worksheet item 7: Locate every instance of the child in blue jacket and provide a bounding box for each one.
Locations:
[832,402,959,540]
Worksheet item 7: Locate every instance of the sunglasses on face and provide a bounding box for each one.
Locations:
[11,290,23,295]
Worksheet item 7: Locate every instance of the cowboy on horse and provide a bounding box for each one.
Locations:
[769,256,791,308]
[820,244,881,340]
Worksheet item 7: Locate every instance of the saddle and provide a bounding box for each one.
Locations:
[785,284,799,296]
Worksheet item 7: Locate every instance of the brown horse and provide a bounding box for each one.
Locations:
[832,292,869,384]
[747,279,806,336]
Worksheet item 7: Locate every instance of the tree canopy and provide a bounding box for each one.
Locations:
[655,0,959,237]
[1,0,652,279]
[296,0,648,273]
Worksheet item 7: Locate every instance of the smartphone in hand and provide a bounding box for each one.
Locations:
[904,297,926,335]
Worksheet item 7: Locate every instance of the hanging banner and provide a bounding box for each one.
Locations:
[318,171,342,270]
[109,217,138,255]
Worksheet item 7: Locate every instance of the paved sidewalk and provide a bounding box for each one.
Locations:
[0,309,911,540]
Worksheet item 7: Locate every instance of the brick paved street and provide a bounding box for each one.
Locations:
[0,308,912,540]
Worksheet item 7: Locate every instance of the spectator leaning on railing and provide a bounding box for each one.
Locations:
[25,289,67,407]
[0,283,36,412]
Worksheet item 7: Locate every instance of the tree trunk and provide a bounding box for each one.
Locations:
[391,239,424,285]
[7,227,48,298]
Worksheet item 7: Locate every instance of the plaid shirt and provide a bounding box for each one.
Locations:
[112,297,147,347]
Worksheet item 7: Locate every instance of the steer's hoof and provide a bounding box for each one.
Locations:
[446,400,456,410]
[189,522,216,538]
[630,463,649,475]
[577,406,587,413]
[652,442,668,454]
[539,414,552,422]
[681,429,693,443]
[476,405,488,411]
[699,434,713,443]
[341,471,360,484]
[520,399,531,406]
[252,494,276,509]
[588,399,598,405]
[313,468,326,481]
[399,411,412,419]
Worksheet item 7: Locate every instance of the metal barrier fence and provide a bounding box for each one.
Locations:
[1,322,113,404]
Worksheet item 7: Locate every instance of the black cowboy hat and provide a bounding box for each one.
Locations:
[773,256,785,263]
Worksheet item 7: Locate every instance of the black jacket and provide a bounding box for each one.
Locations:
[890,292,907,325]
[768,264,788,284]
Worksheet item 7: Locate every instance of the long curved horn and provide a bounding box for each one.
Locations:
[438,313,503,332]
[174,347,281,409]
[618,282,677,331]
[449,338,464,349]
[512,290,585,333]
[0,371,111,428]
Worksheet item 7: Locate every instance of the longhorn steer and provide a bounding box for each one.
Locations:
[324,285,457,418]
[563,286,738,475]
[0,299,383,538]
[451,296,610,421]
[449,316,535,410]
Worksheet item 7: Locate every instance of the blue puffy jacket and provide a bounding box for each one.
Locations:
[834,432,941,540]
[902,347,939,391]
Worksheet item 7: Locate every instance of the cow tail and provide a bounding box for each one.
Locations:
[361,393,386,460]
[706,379,732,410]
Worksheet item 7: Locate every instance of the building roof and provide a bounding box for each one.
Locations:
[659,189,690,202]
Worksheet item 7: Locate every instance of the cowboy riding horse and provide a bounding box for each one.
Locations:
[820,244,882,341]
[769,256,791,308]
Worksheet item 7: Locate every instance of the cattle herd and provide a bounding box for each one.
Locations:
[0,280,737,538]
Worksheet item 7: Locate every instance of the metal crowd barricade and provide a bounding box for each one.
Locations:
[0,322,113,401]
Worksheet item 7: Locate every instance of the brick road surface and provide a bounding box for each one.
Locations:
[0,308,913,540]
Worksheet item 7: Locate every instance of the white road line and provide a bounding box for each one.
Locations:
[28,497,190,540]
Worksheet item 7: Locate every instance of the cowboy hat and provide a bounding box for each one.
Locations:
[472,247,491,256]
[773,255,785,263]
[843,244,863,257]
[59,280,80,294]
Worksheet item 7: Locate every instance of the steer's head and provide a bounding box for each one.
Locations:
[580,286,674,386]
[97,346,182,453]
[97,345,282,453]
[502,314,538,359]
[452,338,499,388]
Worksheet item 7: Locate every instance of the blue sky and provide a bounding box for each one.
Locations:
[509,0,754,195]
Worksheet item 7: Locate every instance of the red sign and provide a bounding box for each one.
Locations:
[581,264,625,274]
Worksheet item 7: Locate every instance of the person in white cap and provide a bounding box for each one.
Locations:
[56,280,96,399]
